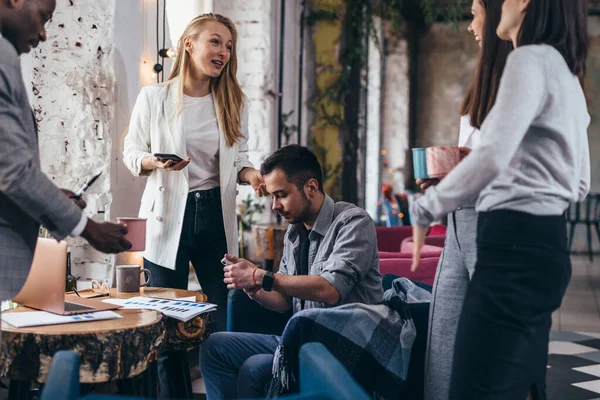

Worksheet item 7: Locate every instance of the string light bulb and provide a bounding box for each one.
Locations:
[153,63,163,74]
[159,48,177,59]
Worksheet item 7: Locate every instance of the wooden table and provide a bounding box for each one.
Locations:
[0,287,212,398]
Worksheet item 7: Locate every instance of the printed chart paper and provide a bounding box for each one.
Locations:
[103,297,217,322]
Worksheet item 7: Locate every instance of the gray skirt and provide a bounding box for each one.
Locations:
[424,208,478,400]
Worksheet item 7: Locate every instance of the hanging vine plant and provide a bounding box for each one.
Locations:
[306,0,468,202]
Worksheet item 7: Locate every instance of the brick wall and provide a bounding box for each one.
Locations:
[214,0,278,169]
[21,0,117,282]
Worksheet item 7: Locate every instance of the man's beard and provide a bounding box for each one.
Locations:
[281,192,312,224]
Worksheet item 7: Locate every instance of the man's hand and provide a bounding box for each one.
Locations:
[61,189,86,209]
[81,219,132,253]
[411,225,428,272]
[223,253,264,290]
[243,285,262,300]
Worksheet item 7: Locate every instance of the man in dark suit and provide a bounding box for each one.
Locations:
[0,0,132,302]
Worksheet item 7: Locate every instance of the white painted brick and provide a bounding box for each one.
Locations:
[22,0,117,283]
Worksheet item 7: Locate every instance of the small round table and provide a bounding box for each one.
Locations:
[0,287,212,398]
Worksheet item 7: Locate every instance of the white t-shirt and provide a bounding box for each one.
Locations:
[458,114,481,149]
[182,94,220,191]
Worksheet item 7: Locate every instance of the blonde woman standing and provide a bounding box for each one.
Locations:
[124,13,266,397]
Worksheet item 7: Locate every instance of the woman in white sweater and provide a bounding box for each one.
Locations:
[411,0,590,398]
[123,13,265,397]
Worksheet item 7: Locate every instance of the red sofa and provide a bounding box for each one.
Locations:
[379,251,442,259]
[376,225,446,286]
[376,226,413,252]
[400,236,446,253]
[379,257,439,286]
[376,225,446,253]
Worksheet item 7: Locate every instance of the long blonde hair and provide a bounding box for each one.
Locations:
[168,13,245,146]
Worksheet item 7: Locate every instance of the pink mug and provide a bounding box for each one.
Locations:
[425,146,461,178]
[117,217,146,252]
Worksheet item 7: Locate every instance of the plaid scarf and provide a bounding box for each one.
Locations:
[266,278,431,399]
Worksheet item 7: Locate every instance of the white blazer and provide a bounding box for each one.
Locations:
[123,81,254,270]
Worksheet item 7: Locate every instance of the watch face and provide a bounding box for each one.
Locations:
[262,271,274,292]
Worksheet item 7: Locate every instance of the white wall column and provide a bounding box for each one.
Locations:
[20,0,118,282]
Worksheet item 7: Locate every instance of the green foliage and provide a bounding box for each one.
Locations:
[237,193,266,231]
[311,136,342,188]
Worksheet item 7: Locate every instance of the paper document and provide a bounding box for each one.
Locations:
[103,296,216,322]
[174,296,197,302]
[1,310,123,328]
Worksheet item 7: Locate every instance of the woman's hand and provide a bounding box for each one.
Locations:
[459,146,472,159]
[142,155,191,172]
[411,225,428,272]
[245,169,268,197]
[156,156,191,171]
[416,178,440,191]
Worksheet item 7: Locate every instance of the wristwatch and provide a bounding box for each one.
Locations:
[262,271,274,292]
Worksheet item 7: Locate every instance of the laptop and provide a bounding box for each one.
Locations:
[12,238,121,315]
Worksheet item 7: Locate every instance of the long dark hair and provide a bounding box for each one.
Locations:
[460,0,513,129]
[518,0,588,79]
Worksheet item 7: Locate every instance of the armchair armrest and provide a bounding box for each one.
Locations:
[277,343,370,400]
[227,289,292,335]
[41,351,80,400]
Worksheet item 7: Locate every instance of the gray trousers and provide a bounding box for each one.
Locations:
[424,208,478,400]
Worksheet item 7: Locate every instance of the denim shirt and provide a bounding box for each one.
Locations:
[277,195,383,314]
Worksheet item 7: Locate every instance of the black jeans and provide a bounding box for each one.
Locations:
[449,210,571,400]
[144,187,229,398]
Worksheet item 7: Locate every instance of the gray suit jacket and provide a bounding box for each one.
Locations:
[0,37,82,300]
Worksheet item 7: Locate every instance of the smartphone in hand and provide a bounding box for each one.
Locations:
[154,153,184,163]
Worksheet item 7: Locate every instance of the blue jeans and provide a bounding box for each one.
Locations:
[200,332,281,399]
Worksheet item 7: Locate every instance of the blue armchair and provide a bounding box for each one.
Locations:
[41,343,369,400]
[283,342,370,400]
